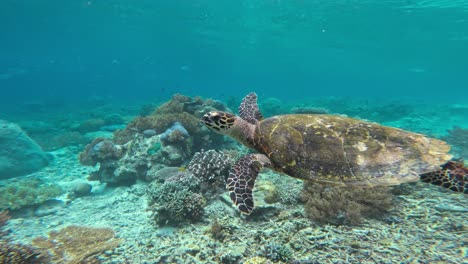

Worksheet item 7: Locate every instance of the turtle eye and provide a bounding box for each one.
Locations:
[212,115,221,122]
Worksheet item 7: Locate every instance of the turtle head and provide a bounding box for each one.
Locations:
[202,111,256,148]
[201,111,236,133]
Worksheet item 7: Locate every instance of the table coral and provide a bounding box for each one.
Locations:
[0,241,49,264]
[32,225,121,264]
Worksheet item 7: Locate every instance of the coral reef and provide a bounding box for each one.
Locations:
[32,225,121,264]
[113,93,227,150]
[147,172,205,226]
[0,178,63,211]
[0,210,49,263]
[0,119,49,179]
[208,218,236,242]
[81,136,150,185]
[243,256,272,264]
[300,182,393,225]
[160,122,190,145]
[0,210,10,229]
[159,122,192,160]
[187,149,233,194]
[79,138,124,166]
[263,241,293,262]
[79,94,233,186]
[0,241,49,264]
[255,181,280,204]
[442,126,468,159]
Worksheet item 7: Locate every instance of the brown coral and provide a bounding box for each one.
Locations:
[0,241,50,264]
[32,225,122,264]
[300,182,393,225]
[79,138,124,166]
[114,93,226,146]
[0,210,10,228]
[129,113,200,134]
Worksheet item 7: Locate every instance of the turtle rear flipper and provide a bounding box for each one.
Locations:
[420,160,468,194]
[227,154,271,214]
[239,92,263,125]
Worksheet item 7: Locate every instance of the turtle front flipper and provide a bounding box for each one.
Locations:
[239,92,263,125]
[227,154,271,214]
[420,160,468,194]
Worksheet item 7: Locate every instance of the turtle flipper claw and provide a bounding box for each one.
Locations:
[420,160,468,194]
[226,154,271,214]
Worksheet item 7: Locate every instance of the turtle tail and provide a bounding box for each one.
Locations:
[420,160,468,194]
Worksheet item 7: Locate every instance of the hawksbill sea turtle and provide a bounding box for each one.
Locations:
[201,93,468,214]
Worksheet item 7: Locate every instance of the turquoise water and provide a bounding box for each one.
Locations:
[0,1,467,263]
[1,0,468,106]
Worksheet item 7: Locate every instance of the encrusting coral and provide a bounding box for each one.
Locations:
[32,225,121,264]
[300,182,393,225]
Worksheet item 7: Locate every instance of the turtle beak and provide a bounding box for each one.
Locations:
[201,112,221,131]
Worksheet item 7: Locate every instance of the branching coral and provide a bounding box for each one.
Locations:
[263,241,293,262]
[147,173,206,226]
[442,126,468,159]
[300,182,393,225]
[32,225,121,264]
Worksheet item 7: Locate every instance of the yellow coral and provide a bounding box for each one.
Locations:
[243,256,272,264]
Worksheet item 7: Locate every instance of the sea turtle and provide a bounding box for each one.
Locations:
[201,93,468,214]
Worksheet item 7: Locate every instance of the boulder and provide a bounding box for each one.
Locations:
[0,120,49,179]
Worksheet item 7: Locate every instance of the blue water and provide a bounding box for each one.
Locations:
[1,0,468,108]
[1,1,468,263]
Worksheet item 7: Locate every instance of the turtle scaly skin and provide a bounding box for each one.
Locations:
[202,93,467,214]
[253,114,450,187]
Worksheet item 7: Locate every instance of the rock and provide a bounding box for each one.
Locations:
[435,204,468,213]
[143,129,157,138]
[34,199,66,217]
[0,120,49,179]
[72,182,93,196]
[146,166,184,183]
[256,180,280,204]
